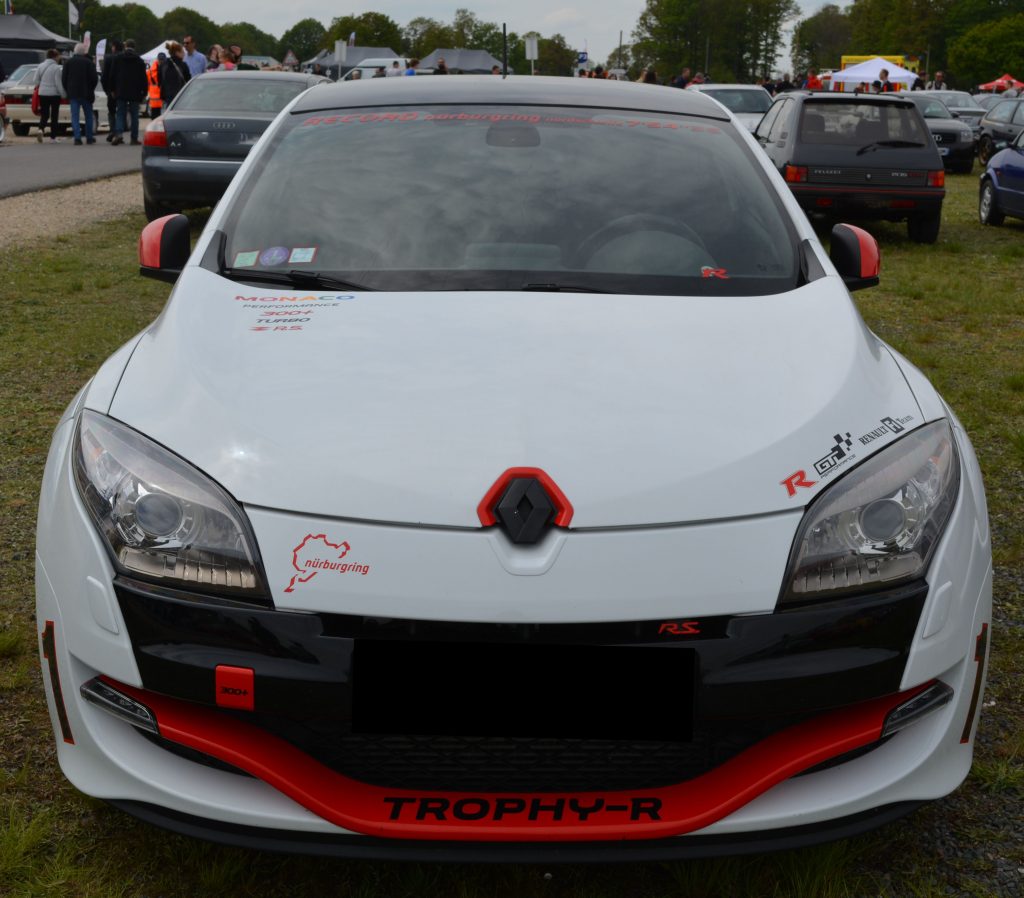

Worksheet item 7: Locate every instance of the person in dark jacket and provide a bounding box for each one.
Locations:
[159,42,191,106]
[109,38,148,145]
[100,40,123,142]
[62,42,99,145]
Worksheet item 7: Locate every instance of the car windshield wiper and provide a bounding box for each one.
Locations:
[220,268,375,291]
[856,140,927,155]
[521,282,611,293]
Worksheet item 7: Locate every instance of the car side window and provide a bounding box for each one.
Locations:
[755,101,782,141]
[767,99,791,143]
[1013,104,1024,125]
[989,102,1014,123]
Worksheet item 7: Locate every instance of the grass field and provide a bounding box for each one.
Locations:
[0,174,1021,897]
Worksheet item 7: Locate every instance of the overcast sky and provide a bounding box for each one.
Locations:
[142,2,651,66]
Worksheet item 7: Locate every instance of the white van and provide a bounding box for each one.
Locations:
[340,57,407,81]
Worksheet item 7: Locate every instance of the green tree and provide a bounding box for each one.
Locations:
[536,33,578,76]
[323,12,403,52]
[12,0,67,36]
[948,12,1024,89]
[220,21,279,56]
[85,3,161,49]
[791,4,851,73]
[402,17,453,57]
[157,6,219,51]
[278,17,326,64]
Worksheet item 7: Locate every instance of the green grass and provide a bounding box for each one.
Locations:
[0,176,1021,897]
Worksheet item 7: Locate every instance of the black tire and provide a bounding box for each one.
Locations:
[0,117,5,143]
[12,121,30,137]
[907,212,941,244]
[978,136,995,166]
[144,196,172,222]
[979,181,1005,226]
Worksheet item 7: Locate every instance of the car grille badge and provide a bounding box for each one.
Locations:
[496,478,554,544]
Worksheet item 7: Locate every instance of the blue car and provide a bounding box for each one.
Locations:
[979,129,1024,225]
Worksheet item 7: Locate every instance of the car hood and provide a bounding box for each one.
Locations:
[105,268,923,528]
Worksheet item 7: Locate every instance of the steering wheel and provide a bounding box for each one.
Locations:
[572,213,710,269]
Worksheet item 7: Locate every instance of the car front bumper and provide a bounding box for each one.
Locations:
[36,407,992,856]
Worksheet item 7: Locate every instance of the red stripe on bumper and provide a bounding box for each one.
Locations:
[102,677,928,842]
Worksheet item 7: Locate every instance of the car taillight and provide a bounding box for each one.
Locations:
[143,119,168,148]
[785,165,808,183]
[927,170,945,187]
[6,95,22,103]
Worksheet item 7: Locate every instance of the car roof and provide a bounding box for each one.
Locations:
[686,83,767,90]
[292,75,732,119]
[787,91,915,107]
[192,70,322,84]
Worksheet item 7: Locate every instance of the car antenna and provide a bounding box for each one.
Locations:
[503,23,508,79]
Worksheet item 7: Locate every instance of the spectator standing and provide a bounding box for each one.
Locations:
[182,35,207,78]
[232,46,257,70]
[776,73,795,92]
[387,60,402,76]
[405,58,419,76]
[435,57,449,74]
[350,68,362,80]
[160,42,191,106]
[218,48,237,71]
[926,71,948,90]
[61,42,98,145]
[109,39,148,145]
[373,66,386,78]
[673,67,691,88]
[805,69,823,90]
[643,68,658,85]
[207,45,223,71]
[34,48,65,143]
[879,68,897,92]
[146,53,164,117]
[492,64,502,74]
[100,40,123,142]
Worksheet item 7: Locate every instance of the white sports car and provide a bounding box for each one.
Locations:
[36,77,991,861]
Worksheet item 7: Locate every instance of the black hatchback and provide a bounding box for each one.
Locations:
[142,71,329,220]
[976,97,1024,165]
[755,92,946,243]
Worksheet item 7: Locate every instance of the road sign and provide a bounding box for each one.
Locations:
[283,49,298,67]
[524,37,538,61]
[577,52,588,64]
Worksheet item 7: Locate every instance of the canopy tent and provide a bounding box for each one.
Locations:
[140,40,178,63]
[0,14,75,50]
[978,73,1024,92]
[830,57,919,87]
[419,48,508,74]
[302,46,397,74]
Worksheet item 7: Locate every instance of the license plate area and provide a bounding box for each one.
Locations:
[353,641,694,741]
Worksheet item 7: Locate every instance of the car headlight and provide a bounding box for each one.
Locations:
[960,130,974,142]
[73,410,269,600]
[780,420,959,608]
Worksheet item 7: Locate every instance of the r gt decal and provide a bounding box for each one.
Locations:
[781,470,817,497]
[382,796,663,822]
[284,534,370,593]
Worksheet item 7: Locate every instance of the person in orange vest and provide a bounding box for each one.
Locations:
[147,53,164,118]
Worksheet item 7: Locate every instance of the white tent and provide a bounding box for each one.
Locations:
[830,57,919,87]
[140,40,176,63]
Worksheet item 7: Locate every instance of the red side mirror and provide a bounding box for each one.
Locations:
[139,214,191,284]
[830,224,880,291]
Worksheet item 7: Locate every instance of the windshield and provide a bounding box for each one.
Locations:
[218,104,797,296]
[799,101,927,145]
[940,93,981,110]
[912,98,953,119]
[172,77,309,114]
[702,88,772,115]
[8,64,36,83]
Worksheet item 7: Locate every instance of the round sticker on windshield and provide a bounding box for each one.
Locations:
[259,246,290,266]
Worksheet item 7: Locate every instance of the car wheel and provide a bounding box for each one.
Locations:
[979,181,1005,226]
[0,117,5,143]
[12,121,30,137]
[907,212,941,244]
[977,137,994,165]
[144,196,172,222]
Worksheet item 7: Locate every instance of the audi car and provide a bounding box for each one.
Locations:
[903,93,975,174]
[141,70,328,220]
[37,77,991,862]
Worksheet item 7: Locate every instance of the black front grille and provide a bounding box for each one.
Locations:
[211,714,793,792]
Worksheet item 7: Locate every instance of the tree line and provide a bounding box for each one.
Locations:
[791,0,1024,89]
[13,2,578,74]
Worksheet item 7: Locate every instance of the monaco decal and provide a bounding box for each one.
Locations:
[284,533,370,593]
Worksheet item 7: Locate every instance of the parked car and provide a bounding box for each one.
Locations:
[340,57,409,81]
[684,82,772,131]
[0,61,38,93]
[903,93,975,173]
[974,93,1007,113]
[979,127,1024,225]
[977,98,1024,165]
[0,89,6,142]
[754,91,946,242]
[920,90,984,139]
[3,62,109,136]
[141,70,328,220]
[38,76,991,861]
